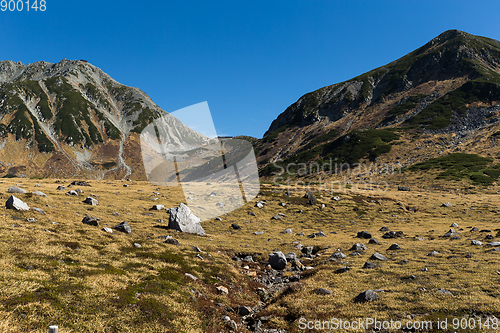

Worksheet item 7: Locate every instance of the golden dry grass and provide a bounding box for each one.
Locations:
[0,176,499,332]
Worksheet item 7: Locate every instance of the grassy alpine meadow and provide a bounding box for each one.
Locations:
[0,175,499,332]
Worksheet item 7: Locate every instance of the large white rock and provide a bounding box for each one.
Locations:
[6,195,30,211]
[168,203,206,236]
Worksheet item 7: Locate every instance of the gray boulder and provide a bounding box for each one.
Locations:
[113,221,132,234]
[168,203,206,236]
[32,191,47,197]
[354,290,381,303]
[6,195,29,211]
[370,252,388,261]
[8,186,26,194]
[350,243,367,251]
[357,231,372,239]
[82,215,100,226]
[83,197,98,206]
[269,251,287,270]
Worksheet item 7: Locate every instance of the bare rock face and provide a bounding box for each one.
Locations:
[6,195,30,211]
[168,203,206,236]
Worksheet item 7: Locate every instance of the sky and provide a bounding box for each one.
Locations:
[2,0,500,138]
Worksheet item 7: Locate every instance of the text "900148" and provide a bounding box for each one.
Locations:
[1,0,46,11]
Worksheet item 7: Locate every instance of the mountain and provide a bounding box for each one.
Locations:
[0,59,206,179]
[258,30,500,179]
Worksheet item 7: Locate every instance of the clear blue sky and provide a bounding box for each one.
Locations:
[2,0,500,138]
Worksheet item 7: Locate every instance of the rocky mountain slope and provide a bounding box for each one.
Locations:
[258,30,500,178]
[0,59,207,179]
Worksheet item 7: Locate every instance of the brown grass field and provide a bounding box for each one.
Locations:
[0,174,500,332]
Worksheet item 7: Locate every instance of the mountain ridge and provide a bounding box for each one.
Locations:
[0,59,207,179]
[257,30,500,177]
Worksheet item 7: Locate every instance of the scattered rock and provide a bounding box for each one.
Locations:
[66,190,79,196]
[8,186,26,194]
[254,231,264,235]
[357,231,372,239]
[284,252,297,261]
[6,195,29,211]
[443,229,458,237]
[281,228,292,234]
[168,203,206,236]
[436,289,453,296]
[215,217,222,221]
[82,215,100,226]
[388,243,401,250]
[370,252,388,261]
[316,288,333,295]
[32,191,47,197]
[330,252,346,260]
[354,290,380,303]
[303,192,317,205]
[133,243,142,248]
[379,226,390,232]
[334,266,351,274]
[269,251,287,270]
[451,222,459,227]
[83,197,98,206]
[113,221,132,234]
[32,207,45,215]
[442,202,452,207]
[363,261,380,269]
[185,273,198,281]
[382,231,404,239]
[271,215,282,220]
[369,238,380,244]
[349,243,367,251]
[56,185,67,191]
[164,236,180,245]
[398,186,410,191]
[71,181,90,186]
[102,227,113,233]
[231,223,241,230]
[150,204,165,210]
[487,241,500,247]
[235,306,251,316]
[471,240,483,246]
[216,286,229,294]
[428,251,439,256]
[255,201,265,209]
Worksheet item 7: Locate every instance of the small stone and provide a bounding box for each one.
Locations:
[357,231,372,239]
[8,186,26,194]
[164,236,180,245]
[398,186,410,191]
[388,243,401,250]
[269,251,287,270]
[369,238,380,244]
[216,286,228,294]
[363,261,379,269]
[83,197,98,206]
[428,251,439,256]
[235,306,251,316]
[215,217,222,221]
[442,202,452,207]
[113,221,131,234]
[437,289,453,296]
[330,252,346,260]
[82,215,100,226]
[150,204,165,210]
[231,223,241,230]
[254,231,264,235]
[487,241,500,247]
[349,243,367,251]
[281,228,292,234]
[133,243,142,248]
[370,252,388,261]
[471,240,483,246]
[32,191,47,197]
[316,288,333,295]
[271,215,282,220]
[334,266,351,274]
[102,227,113,233]
[451,222,459,227]
[185,273,198,281]
[32,207,45,215]
[354,290,380,303]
